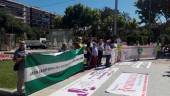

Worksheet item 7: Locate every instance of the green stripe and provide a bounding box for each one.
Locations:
[25,62,84,96]
[25,48,83,68]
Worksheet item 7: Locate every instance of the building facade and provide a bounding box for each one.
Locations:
[0,0,55,29]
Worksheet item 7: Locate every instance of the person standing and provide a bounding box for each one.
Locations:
[137,41,143,60]
[97,39,104,67]
[117,43,122,62]
[59,43,68,52]
[13,41,26,96]
[84,42,92,69]
[91,42,98,68]
[156,41,161,59]
[105,40,112,67]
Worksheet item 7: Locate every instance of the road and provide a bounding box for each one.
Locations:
[31,59,170,96]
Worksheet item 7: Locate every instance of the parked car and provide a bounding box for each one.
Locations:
[26,40,47,49]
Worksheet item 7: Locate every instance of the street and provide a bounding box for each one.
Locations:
[31,59,170,96]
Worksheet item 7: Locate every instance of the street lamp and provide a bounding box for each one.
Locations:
[148,0,151,43]
[114,0,118,36]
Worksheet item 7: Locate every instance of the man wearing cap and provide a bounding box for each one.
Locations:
[13,41,26,96]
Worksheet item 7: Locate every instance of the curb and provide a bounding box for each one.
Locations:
[0,88,16,93]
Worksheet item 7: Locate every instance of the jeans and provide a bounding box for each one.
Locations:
[105,55,111,67]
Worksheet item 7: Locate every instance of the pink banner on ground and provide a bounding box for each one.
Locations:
[50,67,119,96]
[106,73,149,96]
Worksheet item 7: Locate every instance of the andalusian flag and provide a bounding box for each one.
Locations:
[24,48,84,95]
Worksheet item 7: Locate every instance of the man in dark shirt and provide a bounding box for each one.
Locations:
[13,41,26,96]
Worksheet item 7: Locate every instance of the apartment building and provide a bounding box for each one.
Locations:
[0,0,55,29]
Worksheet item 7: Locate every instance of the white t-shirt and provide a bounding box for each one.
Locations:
[105,44,112,55]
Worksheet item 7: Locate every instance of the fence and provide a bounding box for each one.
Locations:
[111,46,156,63]
[0,54,13,61]
[47,29,73,49]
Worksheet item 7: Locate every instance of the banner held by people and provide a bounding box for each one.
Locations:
[24,48,84,96]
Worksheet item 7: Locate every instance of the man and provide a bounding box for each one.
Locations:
[137,41,143,61]
[105,40,112,67]
[59,43,68,52]
[156,41,161,59]
[13,41,26,96]
[97,39,104,67]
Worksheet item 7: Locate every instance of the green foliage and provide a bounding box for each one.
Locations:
[135,0,161,24]
[0,9,24,37]
[135,0,170,44]
[54,15,64,28]
[53,4,140,42]
[63,3,101,28]
[0,8,43,41]
[126,29,149,45]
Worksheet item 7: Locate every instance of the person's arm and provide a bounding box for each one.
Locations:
[13,51,24,62]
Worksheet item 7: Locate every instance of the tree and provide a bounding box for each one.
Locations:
[135,0,170,44]
[56,4,139,40]
[63,3,101,36]
[135,0,161,24]
[160,0,170,22]
[63,4,86,28]
[54,15,64,28]
[0,8,37,42]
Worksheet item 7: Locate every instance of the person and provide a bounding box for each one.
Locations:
[59,43,68,52]
[105,40,112,67]
[13,41,26,96]
[156,41,161,59]
[97,39,104,67]
[84,42,92,69]
[91,42,98,68]
[117,43,122,62]
[73,42,81,49]
[137,41,143,60]
[77,37,83,48]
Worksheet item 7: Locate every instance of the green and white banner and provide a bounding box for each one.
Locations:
[24,48,84,96]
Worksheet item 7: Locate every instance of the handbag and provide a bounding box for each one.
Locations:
[13,63,19,71]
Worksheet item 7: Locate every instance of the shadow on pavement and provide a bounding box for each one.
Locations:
[163,71,170,77]
[163,75,170,77]
[165,71,170,73]
[0,90,12,96]
[95,66,106,70]
[0,90,20,96]
[159,54,170,59]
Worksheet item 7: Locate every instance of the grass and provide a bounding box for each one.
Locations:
[0,60,16,89]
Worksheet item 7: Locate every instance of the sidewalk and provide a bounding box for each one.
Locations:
[31,59,170,96]
[1,59,170,96]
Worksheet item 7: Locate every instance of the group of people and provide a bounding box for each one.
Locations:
[84,39,117,69]
[13,38,120,96]
[12,38,163,96]
[58,37,121,69]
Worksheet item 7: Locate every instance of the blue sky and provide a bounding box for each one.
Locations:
[15,0,139,20]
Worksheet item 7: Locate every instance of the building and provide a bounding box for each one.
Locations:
[0,0,27,23]
[0,0,55,29]
[29,7,55,29]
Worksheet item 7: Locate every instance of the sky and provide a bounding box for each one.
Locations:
[15,0,139,20]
